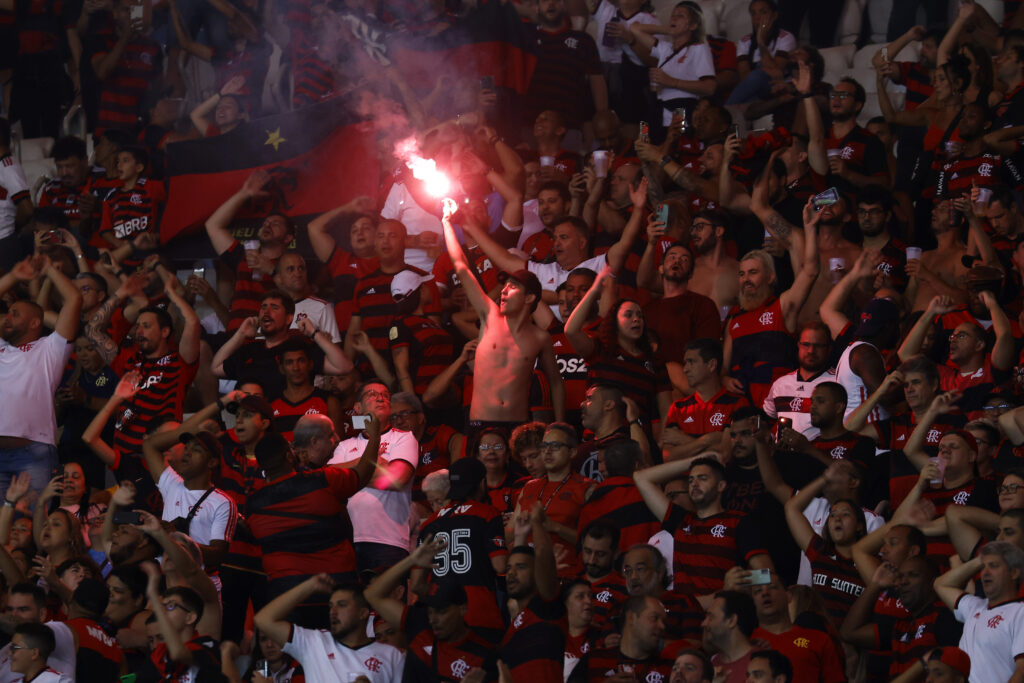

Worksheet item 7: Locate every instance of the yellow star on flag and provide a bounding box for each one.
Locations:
[264,128,286,151]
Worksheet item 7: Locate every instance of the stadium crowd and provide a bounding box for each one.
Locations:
[6,0,1024,680]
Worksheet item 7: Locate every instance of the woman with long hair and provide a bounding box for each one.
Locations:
[726,0,797,105]
[565,267,671,429]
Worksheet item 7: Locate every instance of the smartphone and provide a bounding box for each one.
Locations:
[656,203,670,225]
[479,75,495,91]
[100,252,113,266]
[812,187,840,210]
[673,107,687,132]
[352,414,371,430]
[638,121,650,143]
[129,2,143,22]
[777,416,793,432]
[42,230,61,245]
[731,123,741,138]
[749,568,772,585]
[193,265,205,279]
[112,509,143,526]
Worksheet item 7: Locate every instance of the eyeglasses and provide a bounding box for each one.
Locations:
[539,441,568,451]
[360,390,389,402]
[829,91,854,100]
[983,404,1012,411]
[8,644,28,652]
[1000,483,1022,494]
[391,410,421,420]
[690,221,714,231]
[478,444,506,452]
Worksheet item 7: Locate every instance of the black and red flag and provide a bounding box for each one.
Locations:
[159,97,380,244]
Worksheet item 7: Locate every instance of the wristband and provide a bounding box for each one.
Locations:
[3,500,14,508]
[800,92,814,99]
[660,155,674,168]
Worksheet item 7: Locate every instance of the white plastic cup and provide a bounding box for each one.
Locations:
[827,149,841,159]
[539,156,555,167]
[906,246,922,261]
[829,257,845,284]
[243,240,263,280]
[593,150,610,178]
[976,187,993,207]
[929,456,946,485]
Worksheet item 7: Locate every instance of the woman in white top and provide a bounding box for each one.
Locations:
[727,0,797,104]
[592,0,658,125]
[628,2,715,127]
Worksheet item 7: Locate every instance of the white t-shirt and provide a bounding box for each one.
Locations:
[762,369,835,440]
[330,429,419,548]
[0,332,73,445]
[381,182,442,273]
[291,296,342,342]
[796,496,883,586]
[955,593,1024,683]
[593,0,656,65]
[736,29,797,65]
[518,199,545,251]
[157,468,237,546]
[651,40,715,124]
[283,625,404,683]
[0,621,76,682]
[528,254,607,292]
[0,155,29,240]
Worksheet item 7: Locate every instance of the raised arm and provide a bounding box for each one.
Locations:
[205,171,271,256]
[82,371,142,467]
[795,62,828,176]
[898,296,953,362]
[254,573,336,647]
[778,200,821,324]
[364,536,447,629]
[845,371,903,436]
[45,259,84,341]
[905,392,959,470]
[169,0,212,60]
[783,474,826,551]
[162,276,201,365]
[937,2,975,67]
[528,503,559,600]
[820,250,878,340]
[294,318,353,375]
[564,266,612,359]
[981,290,1015,371]
[306,197,375,263]
[211,317,259,377]
[604,178,648,273]
[422,339,476,406]
[934,555,982,609]
[841,562,897,647]
[753,433,793,504]
[442,199,502,320]
[633,458,695,522]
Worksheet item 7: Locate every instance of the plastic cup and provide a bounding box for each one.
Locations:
[906,246,922,261]
[929,456,946,485]
[829,257,846,284]
[976,187,992,207]
[243,240,263,281]
[593,150,610,178]
[827,149,841,159]
[539,156,555,167]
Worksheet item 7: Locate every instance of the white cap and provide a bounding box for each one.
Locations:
[391,270,434,300]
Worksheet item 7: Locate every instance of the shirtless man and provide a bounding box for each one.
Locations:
[907,201,969,312]
[688,208,740,311]
[441,199,565,429]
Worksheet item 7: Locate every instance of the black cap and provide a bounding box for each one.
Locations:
[179,431,220,458]
[854,297,900,339]
[497,269,542,303]
[226,394,274,420]
[418,581,467,608]
[72,578,110,615]
[447,457,485,501]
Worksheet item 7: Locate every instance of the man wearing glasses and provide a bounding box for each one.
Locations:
[763,322,832,440]
[824,77,889,192]
[856,186,908,290]
[329,381,419,573]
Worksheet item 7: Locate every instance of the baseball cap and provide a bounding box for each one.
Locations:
[497,269,542,302]
[930,647,971,678]
[418,581,467,609]
[447,457,485,501]
[179,431,220,457]
[391,270,434,301]
[855,297,900,339]
[226,394,274,420]
[72,578,110,616]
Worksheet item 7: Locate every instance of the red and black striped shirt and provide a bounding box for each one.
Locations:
[99,177,165,240]
[246,467,362,582]
[111,349,197,455]
[220,240,275,333]
[412,425,461,503]
[584,338,670,425]
[354,265,438,352]
[576,476,660,553]
[500,595,566,683]
[389,315,456,396]
[67,616,123,683]
[667,389,749,436]
[271,388,332,441]
[895,62,934,112]
[727,296,797,409]
[402,604,498,681]
[662,503,766,595]
[325,246,377,331]
[875,601,962,677]
[806,535,865,627]
[95,35,162,134]
[586,647,673,681]
[215,433,265,574]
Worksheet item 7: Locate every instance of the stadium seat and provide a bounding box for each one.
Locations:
[835,0,865,46]
[976,0,1005,24]
[16,137,53,162]
[696,0,722,37]
[865,0,891,44]
[23,158,56,205]
[820,45,856,76]
[720,0,751,44]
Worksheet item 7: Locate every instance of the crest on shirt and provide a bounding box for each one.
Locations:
[451,659,470,679]
[130,193,143,205]
[829,446,846,459]
[645,672,665,683]
[364,657,383,672]
[709,412,725,427]
[758,312,774,326]
[710,524,726,538]
[564,36,579,49]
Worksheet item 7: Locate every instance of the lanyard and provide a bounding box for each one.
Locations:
[541,474,571,511]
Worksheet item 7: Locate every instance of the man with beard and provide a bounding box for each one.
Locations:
[635,456,772,596]
[541,268,597,429]
[993,42,1024,130]
[824,77,888,192]
[38,137,95,231]
[274,252,341,342]
[723,201,820,408]
[577,383,648,480]
[776,383,877,473]
[857,186,908,291]
[764,322,833,439]
[581,595,673,681]
[751,573,845,683]
[578,440,659,553]
[906,202,970,312]
[685,209,740,311]
[256,575,404,682]
[0,257,81,501]
[212,290,351,400]
[643,243,722,393]
[843,555,961,682]
[204,170,299,332]
[520,181,572,261]
[702,591,759,683]
[441,199,566,427]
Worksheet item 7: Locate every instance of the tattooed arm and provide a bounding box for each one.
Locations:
[85,293,124,365]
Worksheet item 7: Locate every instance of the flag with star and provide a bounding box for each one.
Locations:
[159,97,379,244]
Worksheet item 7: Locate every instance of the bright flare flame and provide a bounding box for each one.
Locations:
[406,155,450,197]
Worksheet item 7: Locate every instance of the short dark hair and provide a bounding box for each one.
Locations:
[715,589,758,637]
[750,650,794,683]
[51,136,87,161]
[815,381,848,408]
[690,455,726,481]
[857,185,893,212]
[163,586,204,622]
[108,564,148,600]
[510,421,546,457]
[893,523,928,557]
[604,440,642,477]
[567,267,598,283]
[546,422,579,449]
[684,338,723,370]
[14,622,55,659]
[899,356,940,387]
[799,320,832,342]
[119,145,149,169]
[581,521,620,550]
[990,184,1018,212]
[261,290,296,316]
[838,77,866,105]
[730,406,763,424]
[676,649,713,682]
[538,181,571,204]
[138,306,173,332]
[274,335,314,363]
[694,208,730,230]
[101,128,135,151]
[556,216,591,244]
[330,582,369,610]
[75,272,108,296]
[9,582,46,609]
